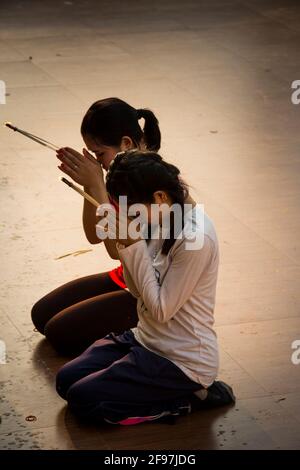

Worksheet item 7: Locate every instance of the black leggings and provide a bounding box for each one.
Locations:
[31,272,138,356]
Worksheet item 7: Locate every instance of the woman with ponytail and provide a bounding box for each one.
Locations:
[56,150,235,425]
[31,98,161,355]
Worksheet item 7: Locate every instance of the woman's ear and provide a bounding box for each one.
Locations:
[120,136,135,151]
[153,191,169,205]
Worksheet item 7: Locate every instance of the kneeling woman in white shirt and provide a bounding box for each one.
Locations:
[56,150,235,425]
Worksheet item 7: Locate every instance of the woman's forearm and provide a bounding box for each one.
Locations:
[83,183,120,259]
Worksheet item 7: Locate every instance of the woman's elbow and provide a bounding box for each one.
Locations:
[86,234,102,245]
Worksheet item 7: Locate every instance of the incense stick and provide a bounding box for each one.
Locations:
[60,177,99,207]
[5,122,100,206]
[4,122,59,151]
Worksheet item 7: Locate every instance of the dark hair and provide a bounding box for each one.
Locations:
[106,150,189,255]
[81,97,161,151]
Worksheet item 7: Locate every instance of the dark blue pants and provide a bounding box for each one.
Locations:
[56,330,203,423]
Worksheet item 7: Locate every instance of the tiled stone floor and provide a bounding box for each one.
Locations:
[0,0,300,450]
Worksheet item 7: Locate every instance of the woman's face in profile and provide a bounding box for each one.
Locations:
[83,135,145,172]
[83,135,119,171]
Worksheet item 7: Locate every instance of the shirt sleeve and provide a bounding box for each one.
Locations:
[116,237,215,323]
[116,244,141,299]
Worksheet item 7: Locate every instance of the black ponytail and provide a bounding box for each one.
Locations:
[136,108,161,151]
[106,150,188,255]
[81,98,161,151]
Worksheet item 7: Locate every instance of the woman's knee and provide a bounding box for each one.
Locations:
[66,379,86,405]
[66,378,102,419]
[31,298,48,334]
[56,361,79,400]
[44,316,76,356]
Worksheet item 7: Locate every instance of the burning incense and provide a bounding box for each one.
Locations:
[60,177,99,207]
[4,122,59,151]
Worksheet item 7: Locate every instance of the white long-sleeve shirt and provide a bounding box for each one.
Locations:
[116,205,219,387]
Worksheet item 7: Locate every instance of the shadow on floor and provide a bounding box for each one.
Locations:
[31,337,68,382]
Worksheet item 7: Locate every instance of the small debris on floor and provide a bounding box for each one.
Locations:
[54,249,92,260]
[25,415,37,422]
